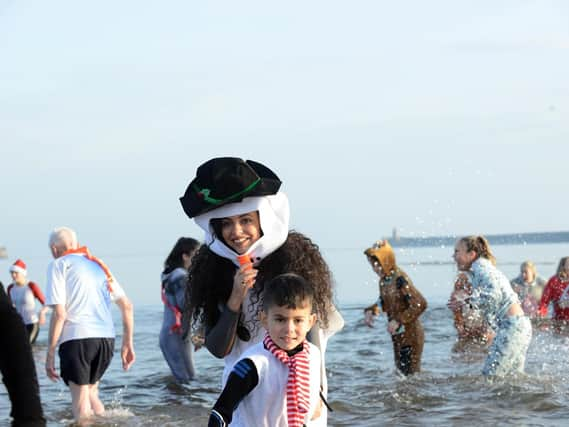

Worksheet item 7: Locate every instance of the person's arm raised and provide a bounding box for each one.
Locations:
[206,263,257,358]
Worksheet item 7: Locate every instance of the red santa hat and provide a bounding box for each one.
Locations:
[10,259,27,275]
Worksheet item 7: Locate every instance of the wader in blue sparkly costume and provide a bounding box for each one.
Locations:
[470,258,532,376]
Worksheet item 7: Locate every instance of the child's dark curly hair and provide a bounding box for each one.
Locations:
[183,231,334,338]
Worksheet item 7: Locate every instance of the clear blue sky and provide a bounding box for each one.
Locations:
[1,1,568,275]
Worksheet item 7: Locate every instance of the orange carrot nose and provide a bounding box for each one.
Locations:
[237,254,252,270]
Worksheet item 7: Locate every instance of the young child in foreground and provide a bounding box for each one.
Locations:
[208,273,323,427]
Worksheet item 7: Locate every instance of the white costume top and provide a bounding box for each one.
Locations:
[220,290,343,427]
[195,192,343,426]
[8,284,41,324]
[231,341,322,427]
[45,253,126,344]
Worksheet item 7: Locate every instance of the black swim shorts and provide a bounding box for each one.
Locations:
[59,337,115,386]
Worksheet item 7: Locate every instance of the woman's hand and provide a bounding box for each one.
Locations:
[387,319,401,335]
[447,290,468,312]
[226,263,258,312]
[192,334,205,351]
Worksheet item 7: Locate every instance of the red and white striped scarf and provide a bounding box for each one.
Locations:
[263,333,311,427]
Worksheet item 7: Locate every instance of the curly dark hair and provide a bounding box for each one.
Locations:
[183,230,334,338]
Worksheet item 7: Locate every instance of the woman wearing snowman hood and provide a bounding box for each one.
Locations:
[180,157,344,423]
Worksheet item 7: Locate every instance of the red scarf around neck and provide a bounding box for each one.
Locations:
[263,333,311,427]
[61,246,114,293]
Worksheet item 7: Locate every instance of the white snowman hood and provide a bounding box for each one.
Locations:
[194,192,290,267]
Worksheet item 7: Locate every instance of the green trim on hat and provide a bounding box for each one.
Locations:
[192,178,261,206]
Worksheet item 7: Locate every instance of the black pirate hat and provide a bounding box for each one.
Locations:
[179,157,282,218]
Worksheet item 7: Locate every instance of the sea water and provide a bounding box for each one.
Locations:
[1,242,569,426]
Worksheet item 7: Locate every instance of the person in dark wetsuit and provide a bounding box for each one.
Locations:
[364,240,427,375]
[0,281,46,426]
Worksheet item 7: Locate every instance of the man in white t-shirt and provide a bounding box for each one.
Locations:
[44,226,135,422]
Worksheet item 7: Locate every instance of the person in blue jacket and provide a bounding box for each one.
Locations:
[160,237,201,382]
[453,235,532,376]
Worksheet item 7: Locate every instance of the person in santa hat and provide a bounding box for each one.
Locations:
[7,258,49,344]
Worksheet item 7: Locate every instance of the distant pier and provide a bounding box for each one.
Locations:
[387,230,569,248]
